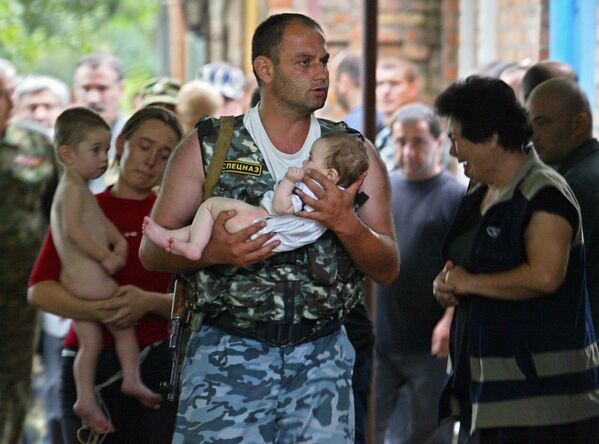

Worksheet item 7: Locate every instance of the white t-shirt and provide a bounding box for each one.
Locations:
[243,103,321,182]
[244,105,325,252]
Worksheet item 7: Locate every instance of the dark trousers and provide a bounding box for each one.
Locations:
[460,416,599,444]
[60,341,177,444]
[353,344,373,444]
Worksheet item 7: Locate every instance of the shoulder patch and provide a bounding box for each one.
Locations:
[222,160,263,176]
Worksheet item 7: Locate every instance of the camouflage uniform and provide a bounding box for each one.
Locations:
[174,116,364,443]
[185,116,364,326]
[0,123,57,444]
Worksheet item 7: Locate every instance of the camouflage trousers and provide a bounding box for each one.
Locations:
[173,324,356,443]
[1,292,36,444]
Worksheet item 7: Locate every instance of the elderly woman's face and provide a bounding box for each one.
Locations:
[447,118,487,181]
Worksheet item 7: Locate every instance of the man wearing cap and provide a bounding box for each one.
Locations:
[140,76,182,112]
[197,61,246,117]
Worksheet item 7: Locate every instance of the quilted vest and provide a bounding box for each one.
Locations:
[183,115,364,329]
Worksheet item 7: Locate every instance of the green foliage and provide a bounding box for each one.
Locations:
[0,0,162,112]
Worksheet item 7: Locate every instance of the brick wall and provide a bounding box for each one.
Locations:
[494,0,544,63]
[257,0,449,104]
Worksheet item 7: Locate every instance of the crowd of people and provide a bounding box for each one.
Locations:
[1,9,599,444]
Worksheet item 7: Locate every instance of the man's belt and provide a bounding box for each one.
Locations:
[202,311,344,347]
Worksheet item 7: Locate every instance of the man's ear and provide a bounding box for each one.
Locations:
[58,145,74,164]
[327,167,340,184]
[572,112,591,137]
[254,56,274,85]
[337,73,351,95]
[487,133,500,150]
[406,78,420,101]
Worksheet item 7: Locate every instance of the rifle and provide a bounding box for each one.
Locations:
[161,278,191,402]
[160,116,233,401]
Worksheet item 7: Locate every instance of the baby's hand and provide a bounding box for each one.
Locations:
[102,252,126,275]
[285,167,305,183]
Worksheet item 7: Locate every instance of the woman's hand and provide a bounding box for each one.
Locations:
[97,285,152,329]
[431,307,453,357]
[433,261,460,307]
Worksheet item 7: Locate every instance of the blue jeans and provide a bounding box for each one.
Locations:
[375,350,447,444]
[173,325,356,443]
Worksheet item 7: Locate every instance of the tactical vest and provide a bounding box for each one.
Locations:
[184,115,364,328]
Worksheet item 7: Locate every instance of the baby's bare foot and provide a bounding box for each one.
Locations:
[73,400,114,434]
[169,238,203,261]
[122,379,161,410]
[142,216,171,249]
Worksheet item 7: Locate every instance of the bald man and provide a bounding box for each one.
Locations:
[520,60,577,102]
[527,78,599,332]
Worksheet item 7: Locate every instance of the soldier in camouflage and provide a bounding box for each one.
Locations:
[0,73,58,444]
[140,13,400,443]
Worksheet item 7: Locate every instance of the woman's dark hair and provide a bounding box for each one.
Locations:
[120,106,183,141]
[434,75,531,152]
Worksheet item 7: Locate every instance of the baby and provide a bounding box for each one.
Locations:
[50,108,160,433]
[143,131,369,260]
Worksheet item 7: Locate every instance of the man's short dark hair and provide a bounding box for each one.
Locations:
[75,53,125,82]
[392,103,442,139]
[521,60,577,102]
[435,75,531,152]
[251,13,323,82]
[337,53,361,86]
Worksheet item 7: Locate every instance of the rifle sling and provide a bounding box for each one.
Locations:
[202,115,235,199]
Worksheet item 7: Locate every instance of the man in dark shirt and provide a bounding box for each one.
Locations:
[527,77,599,334]
[375,103,465,444]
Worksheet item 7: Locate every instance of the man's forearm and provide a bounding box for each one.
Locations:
[139,236,202,273]
[336,213,400,286]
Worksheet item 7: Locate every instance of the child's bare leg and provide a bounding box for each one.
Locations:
[167,198,221,260]
[72,320,115,434]
[169,197,268,260]
[107,325,161,409]
[142,216,190,250]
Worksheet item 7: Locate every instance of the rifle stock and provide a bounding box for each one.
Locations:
[161,277,189,402]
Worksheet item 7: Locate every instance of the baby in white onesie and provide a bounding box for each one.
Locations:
[143,131,369,260]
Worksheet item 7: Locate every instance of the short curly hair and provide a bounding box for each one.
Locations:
[435,75,531,152]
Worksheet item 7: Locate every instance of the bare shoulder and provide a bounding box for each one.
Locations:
[52,177,84,207]
[168,129,204,170]
[153,129,206,227]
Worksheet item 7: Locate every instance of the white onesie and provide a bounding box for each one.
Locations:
[256,181,326,253]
